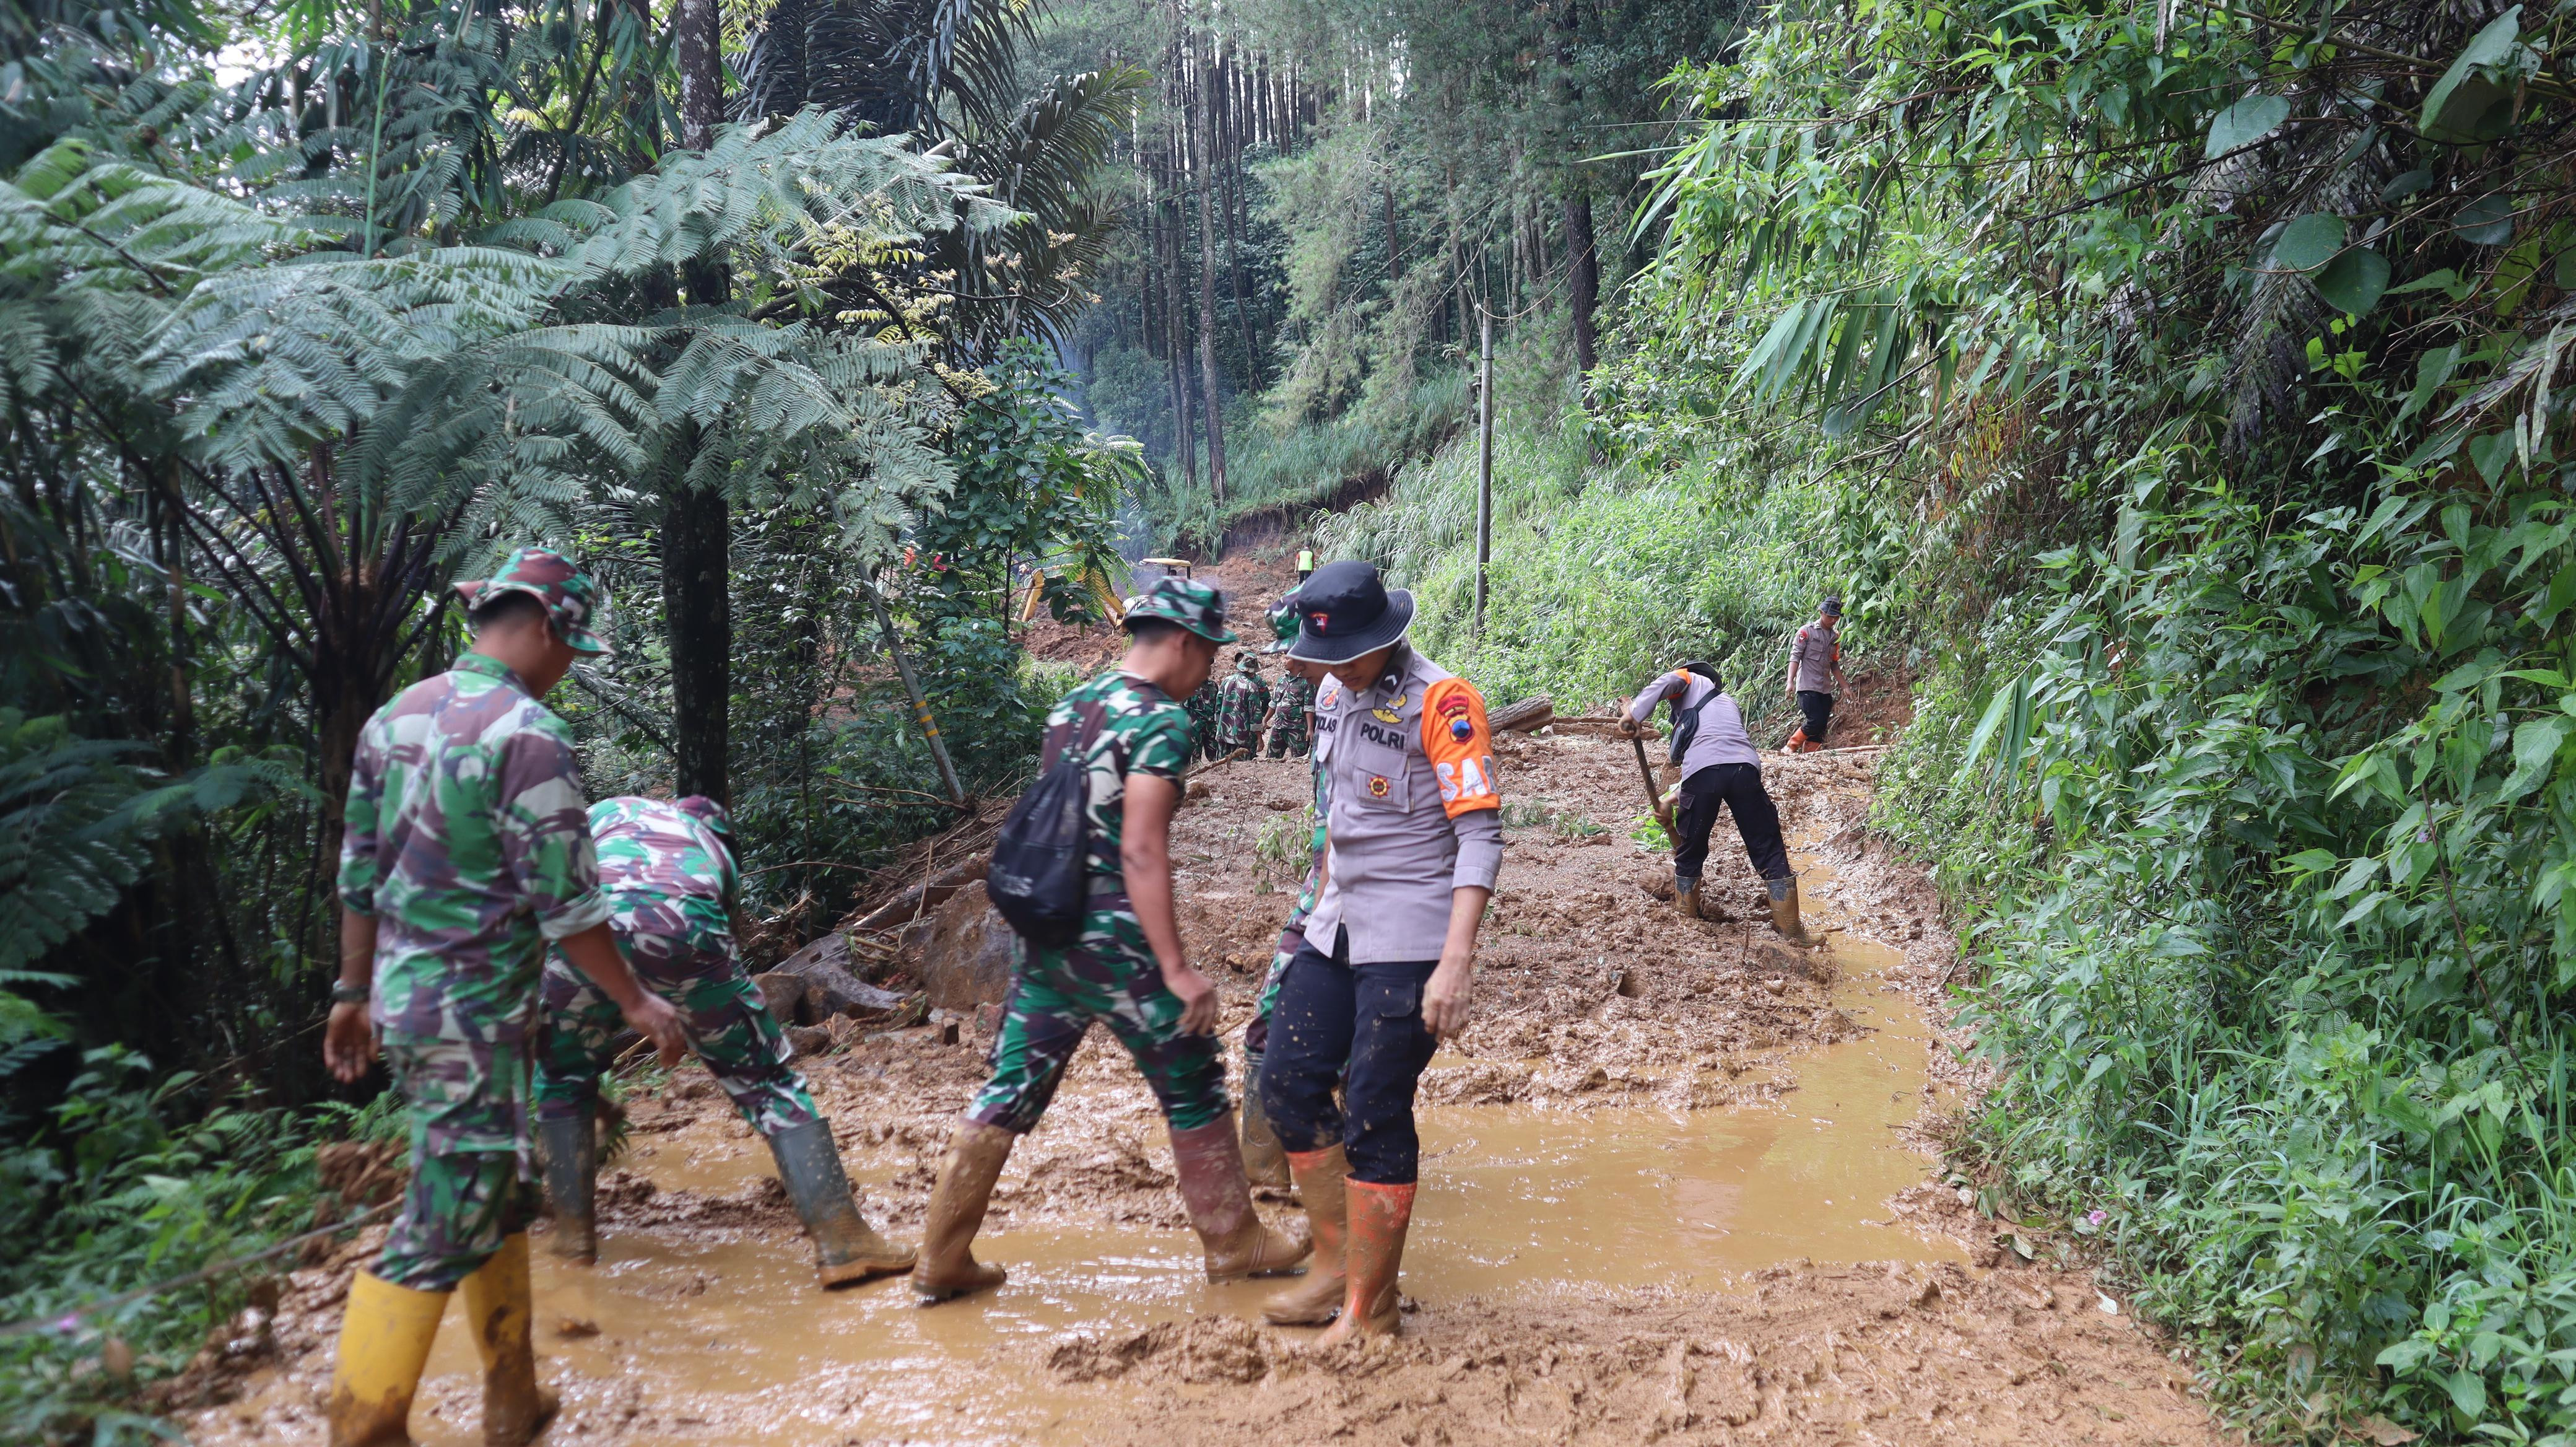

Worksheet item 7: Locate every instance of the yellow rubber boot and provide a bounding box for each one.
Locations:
[1262,1145,1350,1325]
[1767,876,1805,942]
[459,1235,558,1446]
[326,1270,448,1447]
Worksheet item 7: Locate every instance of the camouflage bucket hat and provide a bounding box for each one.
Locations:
[1236,650,1260,672]
[454,546,612,655]
[1121,575,1237,644]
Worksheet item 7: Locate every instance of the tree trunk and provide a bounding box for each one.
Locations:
[1158,142,1196,489]
[667,0,733,806]
[1564,193,1599,374]
[663,484,732,805]
[1193,30,1227,504]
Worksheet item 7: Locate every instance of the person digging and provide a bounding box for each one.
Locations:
[532,794,912,1289]
[911,577,1308,1302]
[1260,561,1502,1342]
[1619,661,1803,939]
[322,546,689,1447]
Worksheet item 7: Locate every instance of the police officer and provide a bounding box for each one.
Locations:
[532,795,913,1288]
[910,579,1307,1302]
[322,548,687,1447]
[1260,562,1502,1342]
[1621,662,1802,937]
[1783,597,1845,752]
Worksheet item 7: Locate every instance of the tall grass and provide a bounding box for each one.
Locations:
[1142,369,1473,549]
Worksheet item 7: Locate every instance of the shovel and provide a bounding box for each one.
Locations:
[1627,732,1676,844]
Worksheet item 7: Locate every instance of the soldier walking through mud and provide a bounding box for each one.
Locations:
[531,795,913,1289]
[912,577,1308,1301]
[1187,668,1224,762]
[1215,650,1271,758]
[1619,661,1804,938]
[1260,561,1502,1342]
[320,547,688,1447]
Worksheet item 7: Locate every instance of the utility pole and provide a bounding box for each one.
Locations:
[1475,307,1494,636]
[869,583,968,809]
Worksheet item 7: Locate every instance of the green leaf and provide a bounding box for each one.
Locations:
[2315,248,2390,315]
[2448,1366,2487,1417]
[2456,195,2517,247]
[2274,214,2348,272]
[2471,431,2517,483]
[2205,94,2289,159]
[2387,269,2462,298]
[2499,715,2572,800]
[2422,8,2522,141]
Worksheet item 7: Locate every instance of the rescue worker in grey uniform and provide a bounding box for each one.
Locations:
[1620,662,1802,937]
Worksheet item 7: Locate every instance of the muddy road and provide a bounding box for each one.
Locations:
[181,737,2233,1446]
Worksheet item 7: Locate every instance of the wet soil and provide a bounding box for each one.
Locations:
[178,739,2234,1446]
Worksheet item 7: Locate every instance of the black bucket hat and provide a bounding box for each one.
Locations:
[1287,561,1414,665]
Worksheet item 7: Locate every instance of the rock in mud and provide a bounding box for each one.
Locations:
[750,970,811,1025]
[915,881,1015,1012]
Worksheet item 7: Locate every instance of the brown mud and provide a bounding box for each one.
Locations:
[178,735,2235,1445]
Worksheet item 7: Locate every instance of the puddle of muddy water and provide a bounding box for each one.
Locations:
[379,868,1958,1444]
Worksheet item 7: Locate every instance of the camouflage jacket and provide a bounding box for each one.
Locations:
[1044,668,1193,956]
[586,796,736,958]
[339,652,608,1046]
[1185,678,1221,754]
[1216,671,1270,745]
[1267,670,1314,727]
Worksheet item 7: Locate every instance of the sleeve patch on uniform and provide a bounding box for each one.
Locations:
[1422,677,1499,818]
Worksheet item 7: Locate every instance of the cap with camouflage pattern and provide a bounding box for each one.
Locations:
[454,546,612,655]
[1236,650,1261,673]
[1121,575,1238,644]
[1261,595,1300,654]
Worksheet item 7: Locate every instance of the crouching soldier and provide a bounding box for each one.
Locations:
[1261,561,1502,1342]
[321,547,687,1447]
[1620,661,1802,937]
[531,794,913,1288]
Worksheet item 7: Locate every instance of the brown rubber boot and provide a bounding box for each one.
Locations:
[1170,1112,1311,1280]
[1674,877,1702,920]
[1316,1179,1411,1346]
[768,1117,916,1288]
[459,1235,558,1447]
[912,1119,1014,1302]
[1767,875,1804,941]
[1238,1049,1290,1188]
[1262,1145,1350,1325]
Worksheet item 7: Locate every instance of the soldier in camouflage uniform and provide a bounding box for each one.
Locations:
[1264,665,1315,758]
[531,794,913,1288]
[1238,598,1334,1186]
[321,547,685,1447]
[1214,651,1271,758]
[1186,671,1224,761]
[910,578,1307,1303]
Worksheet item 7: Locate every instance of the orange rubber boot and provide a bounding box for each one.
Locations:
[1262,1146,1350,1325]
[1315,1179,1412,1345]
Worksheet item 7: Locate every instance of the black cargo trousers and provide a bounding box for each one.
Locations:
[1671,763,1790,886]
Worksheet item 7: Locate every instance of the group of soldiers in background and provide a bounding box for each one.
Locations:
[1185,640,1315,762]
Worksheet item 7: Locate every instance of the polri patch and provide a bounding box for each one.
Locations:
[1449,717,1475,741]
[1367,775,1391,798]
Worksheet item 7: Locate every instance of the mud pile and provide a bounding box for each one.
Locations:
[175,739,2229,1446]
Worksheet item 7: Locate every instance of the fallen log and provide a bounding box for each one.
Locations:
[1489,694,1555,733]
[848,854,990,933]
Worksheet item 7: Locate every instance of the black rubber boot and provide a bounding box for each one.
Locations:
[536,1112,597,1264]
[767,1117,916,1288]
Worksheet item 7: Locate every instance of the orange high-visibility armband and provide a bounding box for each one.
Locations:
[1421,677,1499,818]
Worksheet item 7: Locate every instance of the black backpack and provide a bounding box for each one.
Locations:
[988,704,1103,946]
[1666,661,1725,765]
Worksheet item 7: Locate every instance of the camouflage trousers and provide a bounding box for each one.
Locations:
[968,922,1228,1134]
[1264,713,1310,758]
[531,936,819,1137]
[377,1034,537,1292]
